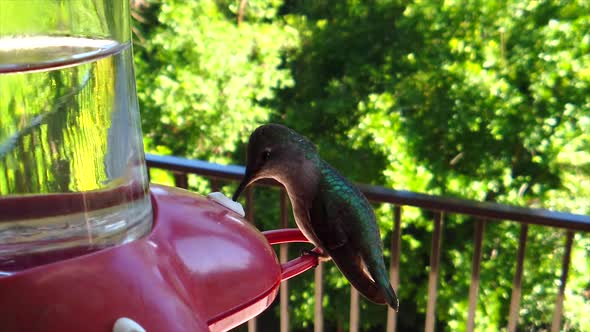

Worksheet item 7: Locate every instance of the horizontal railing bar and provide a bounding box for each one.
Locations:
[358,184,590,232]
[146,154,590,232]
[147,153,246,181]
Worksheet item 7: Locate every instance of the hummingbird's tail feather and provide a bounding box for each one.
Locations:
[378,280,399,311]
[329,245,397,309]
[365,256,399,311]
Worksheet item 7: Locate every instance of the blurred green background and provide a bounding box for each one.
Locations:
[131,1,590,331]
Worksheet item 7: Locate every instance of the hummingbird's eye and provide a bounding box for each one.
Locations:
[262,149,271,161]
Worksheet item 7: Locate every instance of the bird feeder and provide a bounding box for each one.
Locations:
[0,1,316,331]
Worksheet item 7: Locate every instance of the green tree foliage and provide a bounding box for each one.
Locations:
[133,0,298,164]
[133,0,590,330]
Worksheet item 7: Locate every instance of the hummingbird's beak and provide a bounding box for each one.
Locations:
[232,169,256,201]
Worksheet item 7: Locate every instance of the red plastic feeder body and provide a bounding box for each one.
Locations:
[0,185,318,332]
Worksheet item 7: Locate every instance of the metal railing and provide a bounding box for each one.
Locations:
[145,153,590,332]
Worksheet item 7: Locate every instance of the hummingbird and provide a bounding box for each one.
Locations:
[232,124,399,310]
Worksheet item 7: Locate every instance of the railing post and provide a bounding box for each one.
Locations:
[387,206,402,332]
[425,212,443,332]
[280,190,290,332]
[246,187,254,224]
[551,231,574,332]
[246,187,257,332]
[508,224,528,332]
[173,171,188,189]
[350,288,359,332]
[466,219,486,332]
[314,261,324,332]
[210,179,221,192]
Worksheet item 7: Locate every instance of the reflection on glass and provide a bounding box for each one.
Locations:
[0,36,152,273]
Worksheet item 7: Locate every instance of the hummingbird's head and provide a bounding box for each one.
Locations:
[232,124,317,201]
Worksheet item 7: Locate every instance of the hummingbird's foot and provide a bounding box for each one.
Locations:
[301,248,331,262]
[300,248,317,257]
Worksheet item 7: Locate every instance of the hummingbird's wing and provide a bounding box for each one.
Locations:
[309,189,390,305]
[307,194,347,250]
[307,162,398,310]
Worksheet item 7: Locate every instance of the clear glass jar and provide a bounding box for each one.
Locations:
[0,0,152,273]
